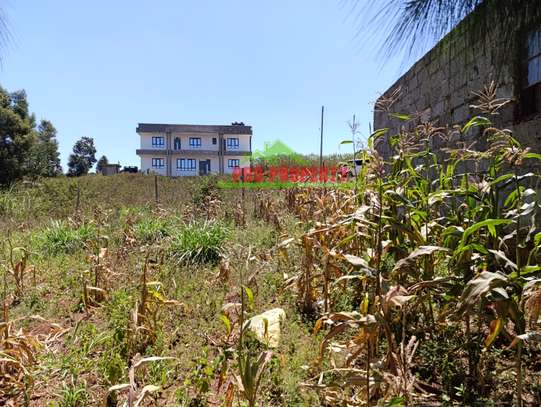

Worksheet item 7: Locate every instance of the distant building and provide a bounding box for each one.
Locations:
[374,13,541,165]
[136,123,252,176]
[121,166,138,174]
[100,163,121,176]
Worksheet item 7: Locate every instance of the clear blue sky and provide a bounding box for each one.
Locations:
[1,0,415,168]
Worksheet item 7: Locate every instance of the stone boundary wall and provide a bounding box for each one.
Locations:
[373,22,541,161]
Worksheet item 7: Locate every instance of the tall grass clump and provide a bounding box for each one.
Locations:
[34,220,96,255]
[0,186,17,216]
[134,216,174,244]
[0,184,44,221]
[168,221,228,265]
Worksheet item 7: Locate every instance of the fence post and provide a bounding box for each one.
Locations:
[154,175,159,203]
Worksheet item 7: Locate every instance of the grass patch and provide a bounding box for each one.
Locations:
[168,221,228,265]
[134,215,174,243]
[33,220,96,255]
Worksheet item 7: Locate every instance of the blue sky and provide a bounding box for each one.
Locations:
[1,0,416,168]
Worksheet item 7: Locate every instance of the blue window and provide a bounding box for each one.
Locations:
[152,136,164,147]
[152,158,164,168]
[226,138,239,149]
[228,159,240,168]
[189,137,201,148]
[174,137,181,150]
[527,29,541,87]
[177,158,196,171]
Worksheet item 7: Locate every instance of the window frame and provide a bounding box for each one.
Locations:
[189,137,202,149]
[227,159,240,168]
[519,26,541,119]
[176,158,196,171]
[151,136,165,148]
[226,137,240,150]
[151,158,165,168]
[525,30,541,87]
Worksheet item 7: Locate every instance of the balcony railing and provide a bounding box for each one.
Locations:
[137,148,251,156]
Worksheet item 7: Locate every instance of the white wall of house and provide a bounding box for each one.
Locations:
[140,133,167,150]
[173,133,220,151]
[223,134,250,152]
[170,155,220,176]
[139,132,250,153]
[140,155,167,176]
[224,155,247,174]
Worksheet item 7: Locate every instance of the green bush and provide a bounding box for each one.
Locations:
[134,216,173,243]
[105,289,133,359]
[168,221,228,265]
[34,220,96,255]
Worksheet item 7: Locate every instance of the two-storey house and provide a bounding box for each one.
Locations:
[136,123,252,176]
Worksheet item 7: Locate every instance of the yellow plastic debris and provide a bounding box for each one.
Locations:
[246,308,286,348]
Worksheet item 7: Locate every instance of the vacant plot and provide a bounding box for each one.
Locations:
[2,105,541,406]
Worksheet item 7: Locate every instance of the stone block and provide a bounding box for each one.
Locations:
[450,85,468,110]
[432,100,445,117]
[452,103,470,124]
[416,67,429,85]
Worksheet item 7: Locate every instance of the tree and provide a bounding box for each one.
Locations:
[28,120,62,177]
[67,137,97,177]
[359,0,541,61]
[96,155,109,174]
[0,87,35,185]
[0,86,62,184]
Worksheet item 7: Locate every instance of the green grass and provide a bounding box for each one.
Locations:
[168,221,228,265]
[134,215,174,243]
[0,175,321,406]
[33,220,96,255]
[59,381,90,407]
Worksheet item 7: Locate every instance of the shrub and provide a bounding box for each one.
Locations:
[34,220,96,255]
[134,216,173,243]
[105,289,133,359]
[168,221,227,265]
[192,176,221,206]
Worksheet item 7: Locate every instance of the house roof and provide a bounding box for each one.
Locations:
[136,123,253,135]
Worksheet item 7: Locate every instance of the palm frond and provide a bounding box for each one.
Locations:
[348,0,541,63]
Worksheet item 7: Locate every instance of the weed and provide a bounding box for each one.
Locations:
[168,221,228,265]
[106,288,133,359]
[34,220,96,255]
[134,215,173,244]
[100,350,126,386]
[192,176,221,206]
[59,380,89,407]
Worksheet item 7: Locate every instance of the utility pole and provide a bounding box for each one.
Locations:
[319,106,324,169]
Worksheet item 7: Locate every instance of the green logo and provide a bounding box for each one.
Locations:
[243,140,309,166]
